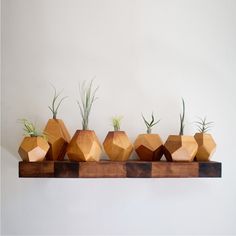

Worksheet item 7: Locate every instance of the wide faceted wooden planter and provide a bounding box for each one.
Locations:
[103,131,133,161]
[18,137,50,162]
[194,133,216,161]
[134,134,163,161]
[67,130,102,162]
[44,119,71,161]
[164,135,198,162]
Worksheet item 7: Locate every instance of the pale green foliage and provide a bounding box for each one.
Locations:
[77,80,99,130]
[112,116,123,131]
[19,119,46,139]
[48,85,67,119]
[142,113,160,134]
[179,98,185,135]
[195,117,213,133]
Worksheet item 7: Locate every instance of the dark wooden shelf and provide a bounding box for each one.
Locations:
[19,161,222,178]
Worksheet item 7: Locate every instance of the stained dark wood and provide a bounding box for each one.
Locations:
[54,161,79,178]
[126,162,152,178]
[199,162,221,177]
[18,161,222,178]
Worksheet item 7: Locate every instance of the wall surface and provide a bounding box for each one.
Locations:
[1,0,236,235]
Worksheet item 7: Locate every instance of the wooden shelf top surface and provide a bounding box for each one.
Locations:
[19,160,222,178]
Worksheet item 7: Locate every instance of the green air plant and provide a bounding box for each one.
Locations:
[179,98,185,135]
[77,80,99,130]
[112,116,123,131]
[195,117,213,133]
[19,119,46,138]
[142,113,160,134]
[48,85,67,119]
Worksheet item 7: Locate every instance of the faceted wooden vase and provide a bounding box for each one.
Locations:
[164,135,198,162]
[18,136,50,162]
[134,134,164,161]
[103,131,133,161]
[67,130,102,162]
[194,133,216,161]
[44,119,71,161]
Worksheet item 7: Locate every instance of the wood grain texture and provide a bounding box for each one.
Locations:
[79,161,126,178]
[152,162,198,177]
[18,161,222,178]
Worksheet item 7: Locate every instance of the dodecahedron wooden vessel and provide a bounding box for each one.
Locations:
[103,131,133,161]
[194,133,216,161]
[18,137,50,162]
[44,119,71,161]
[134,134,163,161]
[164,135,198,162]
[67,130,102,162]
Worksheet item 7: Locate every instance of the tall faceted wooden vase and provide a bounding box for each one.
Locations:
[103,131,133,161]
[44,119,71,161]
[67,130,102,161]
[194,133,216,161]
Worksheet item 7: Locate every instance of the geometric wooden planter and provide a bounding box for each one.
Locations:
[44,119,71,161]
[164,135,198,162]
[18,160,222,178]
[103,131,133,161]
[194,133,216,161]
[18,136,50,162]
[134,134,163,161]
[67,130,102,162]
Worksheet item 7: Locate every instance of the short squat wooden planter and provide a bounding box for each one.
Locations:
[19,161,222,178]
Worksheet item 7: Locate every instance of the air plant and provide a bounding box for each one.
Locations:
[142,113,160,134]
[195,117,214,133]
[19,119,46,139]
[179,98,185,135]
[48,85,67,119]
[77,80,99,130]
[112,116,123,131]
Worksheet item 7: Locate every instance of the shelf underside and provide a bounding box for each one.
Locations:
[19,161,221,178]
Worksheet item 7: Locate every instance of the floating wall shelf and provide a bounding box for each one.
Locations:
[19,161,222,178]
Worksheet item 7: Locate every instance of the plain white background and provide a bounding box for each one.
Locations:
[1,0,236,235]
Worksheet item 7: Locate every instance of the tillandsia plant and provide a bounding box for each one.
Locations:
[19,119,46,139]
[179,98,185,135]
[112,116,123,131]
[195,117,214,133]
[142,113,160,134]
[77,80,99,130]
[48,85,67,119]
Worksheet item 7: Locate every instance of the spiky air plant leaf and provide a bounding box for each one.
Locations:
[19,119,47,139]
[112,116,123,131]
[195,117,214,133]
[48,85,68,119]
[142,113,160,134]
[179,98,185,135]
[77,80,99,130]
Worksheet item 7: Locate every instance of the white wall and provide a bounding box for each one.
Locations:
[1,0,236,235]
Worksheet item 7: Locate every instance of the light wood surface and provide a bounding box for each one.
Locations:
[67,130,102,162]
[18,137,50,162]
[134,134,163,161]
[194,133,216,161]
[103,131,133,161]
[164,135,198,162]
[44,119,71,161]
